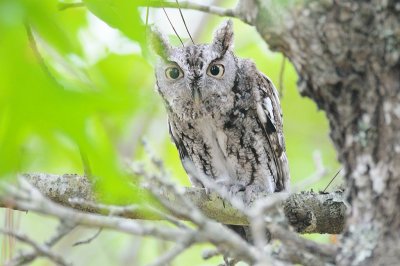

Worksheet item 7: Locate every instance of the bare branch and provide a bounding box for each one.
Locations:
[146,1,238,19]
[278,55,286,97]
[249,192,290,262]
[4,221,75,266]
[73,228,102,247]
[133,148,336,265]
[268,223,336,265]
[132,155,260,264]
[292,150,328,192]
[283,191,344,234]
[0,172,344,265]
[0,229,69,266]
[146,234,195,266]
[1,176,260,264]
[202,249,221,260]
[0,178,190,242]
[46,221,76,246]
[0,173,345,234]
[58,1,239,20]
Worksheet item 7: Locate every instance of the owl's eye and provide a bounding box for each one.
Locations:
[207,64,225,78]
[165,67,183,80]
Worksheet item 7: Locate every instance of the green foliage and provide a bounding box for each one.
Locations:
[83,0,146,45]
[0,0,155,202]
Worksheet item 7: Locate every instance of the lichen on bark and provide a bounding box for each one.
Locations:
[244,0,400,264]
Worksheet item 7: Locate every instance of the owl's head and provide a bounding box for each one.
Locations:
[151,20,237,120]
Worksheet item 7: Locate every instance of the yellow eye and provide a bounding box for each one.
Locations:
[207,64,225,78]
[165,67,183,80]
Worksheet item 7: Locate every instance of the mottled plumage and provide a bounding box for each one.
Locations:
[152,20,290,205]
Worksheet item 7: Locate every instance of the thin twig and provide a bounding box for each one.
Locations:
[292,151,328,192]
[323,169,342,193]
[8,221,76,266]
[58,1,239,20]
[144,204,189,228]
[136,142,205,224]
[68,181,187,228]
[148,1,237,18]
[46,220,76,246]
[146,234,195,266]
[0,229,69,266]
[1,178,189,242]
[133,147,259,264]
[278,56,286,97]
[183,161,246,213]
[0,173,345,233]
[162,8,184,46]
[68,197,139,216]
[0,172,345,265]
[73,228,102,246]
[268,223,336,261]
[175,0,195,44]
[249,192,289,260]
[202,249,221,260]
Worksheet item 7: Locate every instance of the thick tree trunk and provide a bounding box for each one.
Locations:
[246,0,400,265]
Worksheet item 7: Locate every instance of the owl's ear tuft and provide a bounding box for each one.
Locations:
[148,27,172,59]
[212,20,234,55]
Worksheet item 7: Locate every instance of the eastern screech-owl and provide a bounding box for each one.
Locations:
[152,20,290,234]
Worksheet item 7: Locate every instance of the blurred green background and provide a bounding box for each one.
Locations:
[0,0,340,265]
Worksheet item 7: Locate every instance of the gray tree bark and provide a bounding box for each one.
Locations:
[241,0,400,265]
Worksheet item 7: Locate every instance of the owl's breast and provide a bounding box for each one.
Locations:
[194,117,236,184]
[170,109,277,193]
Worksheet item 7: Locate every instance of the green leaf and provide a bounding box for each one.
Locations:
[0,1,150,202]
[24,0,85,55]
[83,0,146,45]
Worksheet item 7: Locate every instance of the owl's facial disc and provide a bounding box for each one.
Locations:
[190,63,225,107]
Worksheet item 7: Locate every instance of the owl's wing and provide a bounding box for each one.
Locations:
[168,121,189,162]
[255,73,290,191]
[168,121,205,188]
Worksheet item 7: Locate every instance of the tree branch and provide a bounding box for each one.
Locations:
[0,173,345,234]
[0,177,189,242]
[143,1,238,18]
[58,1,239,20]
[0,229,69,266]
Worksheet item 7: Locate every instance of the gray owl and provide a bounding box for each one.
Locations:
[152,20,289,213]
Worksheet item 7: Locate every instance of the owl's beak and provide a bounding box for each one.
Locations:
[192,87,202,106]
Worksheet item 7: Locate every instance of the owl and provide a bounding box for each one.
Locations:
[151,20,290,212]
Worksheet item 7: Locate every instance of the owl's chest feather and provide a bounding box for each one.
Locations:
[194,117,236,183]
[170,109,277,193]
